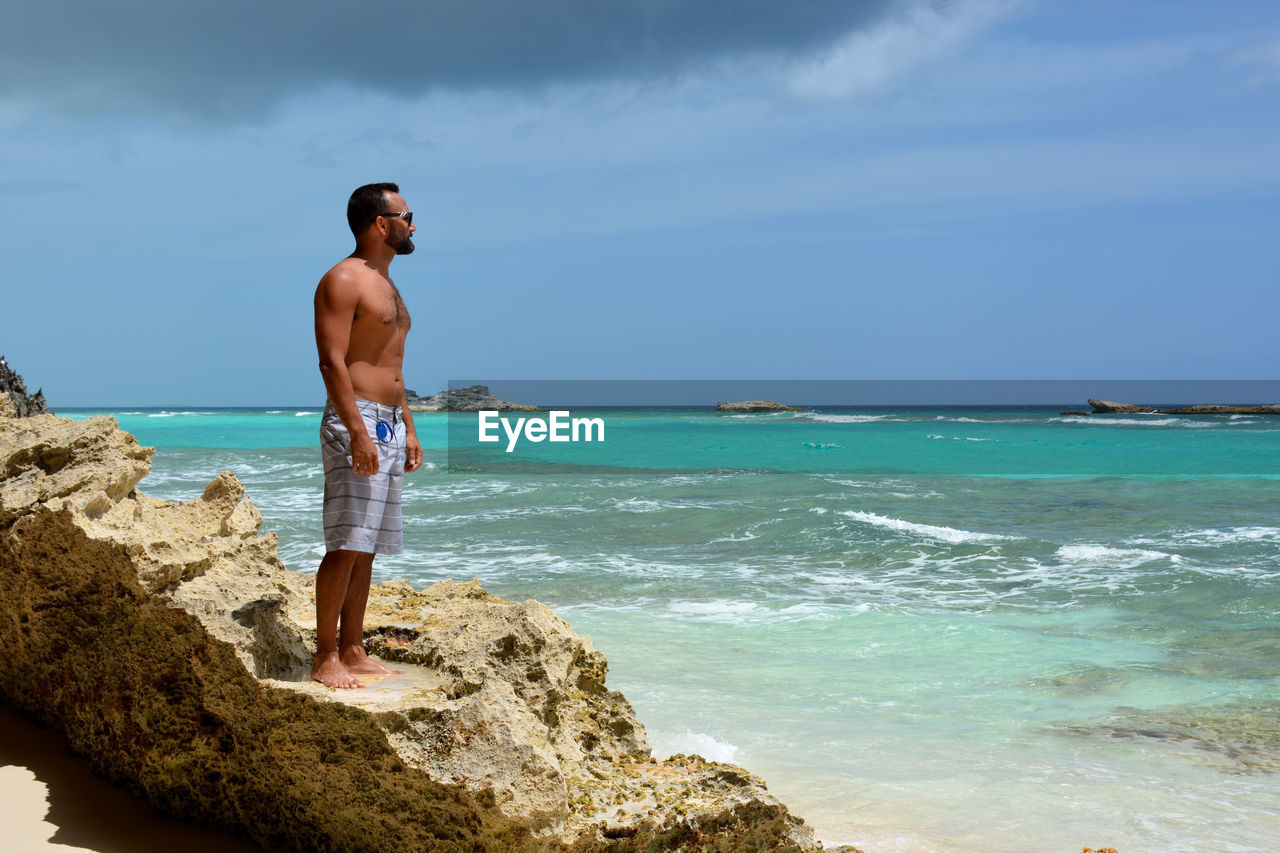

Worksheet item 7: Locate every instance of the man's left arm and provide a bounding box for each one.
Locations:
[400,385,423,473]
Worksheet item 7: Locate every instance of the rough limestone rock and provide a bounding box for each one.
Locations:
[0,410,824,852]
[0,355,51,417]
[407,385,545,412]
[715,401,806,413]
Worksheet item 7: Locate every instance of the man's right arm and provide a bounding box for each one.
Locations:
[315,269,380,477]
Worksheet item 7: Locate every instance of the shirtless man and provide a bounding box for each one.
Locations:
[311,182,423,689]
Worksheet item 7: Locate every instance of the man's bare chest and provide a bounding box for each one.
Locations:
[356,285,411,332]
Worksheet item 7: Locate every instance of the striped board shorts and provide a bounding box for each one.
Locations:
[320,398,406,554]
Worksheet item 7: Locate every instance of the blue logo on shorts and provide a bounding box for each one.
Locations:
[376,419,394,444]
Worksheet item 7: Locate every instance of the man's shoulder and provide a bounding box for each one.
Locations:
[317,258,377,294]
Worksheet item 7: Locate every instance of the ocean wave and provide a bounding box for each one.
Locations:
[651,729,740,764]
[423,504,593,524]
[667,600,763,622]
[412,480,544,502]
[1057,417,1181,427]
[802,413,890,424]
[1162,526,1280,546]
[803,442,844,449]
[1055,544,1178,565]
[926,434,993,442]
[294,411,318,417]
[709,528,759,543]
[822,478,877,489]
[609,497,718,512]
[933,416,1040,424]
[839,511,1016,544]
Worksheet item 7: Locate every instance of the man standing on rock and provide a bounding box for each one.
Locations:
[311,182,424,688]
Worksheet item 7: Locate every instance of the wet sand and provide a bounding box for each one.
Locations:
[0,704,262,853]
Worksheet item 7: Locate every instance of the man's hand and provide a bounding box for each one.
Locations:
[351,431,380,477]
[405,434,423,473]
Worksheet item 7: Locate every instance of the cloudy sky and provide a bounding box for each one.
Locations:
[3,0,1278,406]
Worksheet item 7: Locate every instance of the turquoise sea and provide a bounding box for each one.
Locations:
[64,406,1280,853]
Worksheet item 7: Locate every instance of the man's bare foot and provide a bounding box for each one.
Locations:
[311,651,364,689]
[340,645,401,676]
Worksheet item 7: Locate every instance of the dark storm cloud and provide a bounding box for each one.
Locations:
[2,0,900,117]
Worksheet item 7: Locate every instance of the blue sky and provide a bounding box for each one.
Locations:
[3,0,1278,406]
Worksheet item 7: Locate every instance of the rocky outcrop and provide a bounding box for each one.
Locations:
[1161,404,1280,415]
[1087,399,1159,414]
[0,356,51,417]
[407,385,545,412]
[716,401,806,413]
[0,410,825,851]
[1088,398,1280,415]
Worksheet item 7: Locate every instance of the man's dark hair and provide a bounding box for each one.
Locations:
[347,182,400,236]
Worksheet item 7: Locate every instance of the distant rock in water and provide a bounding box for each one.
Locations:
[0,356,50,417]
[1161,404,1280,415]
[406,385,544,412]
[1088,398,1280,415]
[0,408,822,851]
[1087,398,1160,414]
[716,400,806,413]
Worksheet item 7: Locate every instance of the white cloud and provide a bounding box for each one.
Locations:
[786,0,1019,99]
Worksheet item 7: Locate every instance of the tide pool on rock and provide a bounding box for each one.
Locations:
[53,406,1280,853]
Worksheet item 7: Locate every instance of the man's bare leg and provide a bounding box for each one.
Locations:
[311,549,364,688]
[338,552,399,675]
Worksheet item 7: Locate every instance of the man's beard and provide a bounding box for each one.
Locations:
[389,232,415,255]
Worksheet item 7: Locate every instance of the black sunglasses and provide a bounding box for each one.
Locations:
[375,211,413,225]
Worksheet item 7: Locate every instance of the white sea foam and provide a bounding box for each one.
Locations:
[1055,544,1177,565]
[823,478,876,489]
[609,497,717,512]
[803,442,844,449]
[709,528,759,543]
[934,416,1040,424]
[1165,526,1280,546]
[803,413,889,424]
[667,600,762,623]
[840,511,1015,544]
[295,411,318,416]
[1058,416,1180,427]
[426,504,593,525]
[412,480,543,502]
[652,729,740,764]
